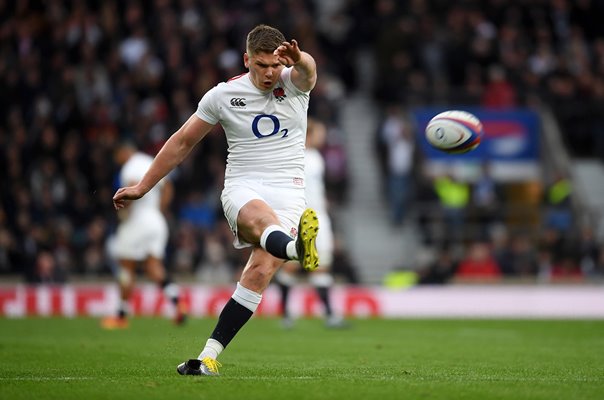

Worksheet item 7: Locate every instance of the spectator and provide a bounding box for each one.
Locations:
[470,162,502,237]
[550,257,584,282]
[505,234,539,277]
[433,173,470,242]
[577,224,600,277]
[481,64,517,108]
[455,241,501,281]
[418,244,458,285]
[0,210,17,274]
[378,106,415,226]
[542,172,573,231]
[26,250,67,285]
[322,126,349,205]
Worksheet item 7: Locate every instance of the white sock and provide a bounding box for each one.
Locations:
[197,283,262,361]
[198,338,224,361]
[231,282,262,312]
[286,241,298,260]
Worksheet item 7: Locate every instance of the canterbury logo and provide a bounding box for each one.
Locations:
[230,98,246,107]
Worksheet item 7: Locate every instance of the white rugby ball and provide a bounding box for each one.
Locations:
[425,110,483,154]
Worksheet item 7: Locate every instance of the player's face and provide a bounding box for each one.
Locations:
[244,51,284,91]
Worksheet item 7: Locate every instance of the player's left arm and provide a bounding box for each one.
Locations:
[274,39,317,92]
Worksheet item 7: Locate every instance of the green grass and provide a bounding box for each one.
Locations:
[0,318,603,400]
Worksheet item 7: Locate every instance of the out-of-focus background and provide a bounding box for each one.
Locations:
[1,0,603,317]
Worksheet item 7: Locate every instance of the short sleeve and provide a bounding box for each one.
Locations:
[195,86,220,125]
[280,67,310,95]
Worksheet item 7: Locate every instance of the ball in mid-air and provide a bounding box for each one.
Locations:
[425,110,483,154]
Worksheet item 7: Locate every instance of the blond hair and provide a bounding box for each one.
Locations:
[246,24,285,55]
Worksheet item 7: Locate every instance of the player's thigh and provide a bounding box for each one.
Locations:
[221,183,268,248]
[237,199,281,243]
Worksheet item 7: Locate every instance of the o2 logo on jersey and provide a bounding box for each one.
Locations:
[252,114,289,138]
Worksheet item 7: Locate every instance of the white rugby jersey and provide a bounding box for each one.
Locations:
[195,67,310,187]
[120,152,164,215]
[304,148,327,214]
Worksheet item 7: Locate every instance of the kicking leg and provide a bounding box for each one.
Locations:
[237,200,319,271]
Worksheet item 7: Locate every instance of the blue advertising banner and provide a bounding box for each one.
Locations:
[413,108,540,161]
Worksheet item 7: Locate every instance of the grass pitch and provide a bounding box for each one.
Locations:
[0,317,602,400]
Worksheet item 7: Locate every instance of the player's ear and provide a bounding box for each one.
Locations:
[243,53,249,68]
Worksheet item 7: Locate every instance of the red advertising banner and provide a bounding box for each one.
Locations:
[1,284,602,318]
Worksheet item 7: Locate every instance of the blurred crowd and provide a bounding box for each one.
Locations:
[366,0,604,159]
[0,0,352,283]
[1,0,604,285]
[413,176,604,283]
[368,0,604,282]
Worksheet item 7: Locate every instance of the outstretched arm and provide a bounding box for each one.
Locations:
[113,115,214,210]
[274,39,317,92]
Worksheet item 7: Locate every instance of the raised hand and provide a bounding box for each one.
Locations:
[273,40,301,66]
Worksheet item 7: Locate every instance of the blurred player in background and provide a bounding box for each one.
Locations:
[112,25,319,376]
[276,118,348,329]
[102,141,187,329]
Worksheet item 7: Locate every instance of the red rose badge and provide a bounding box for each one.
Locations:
[273,87,286,102]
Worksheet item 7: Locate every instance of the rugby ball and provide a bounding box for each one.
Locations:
[425,110,483,154]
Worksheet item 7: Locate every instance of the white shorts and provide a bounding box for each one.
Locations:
[316,210,334,266]
[114,210,168,261]
[221,179,306,249]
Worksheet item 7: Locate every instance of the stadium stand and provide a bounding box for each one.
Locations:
[0,0,603,285]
